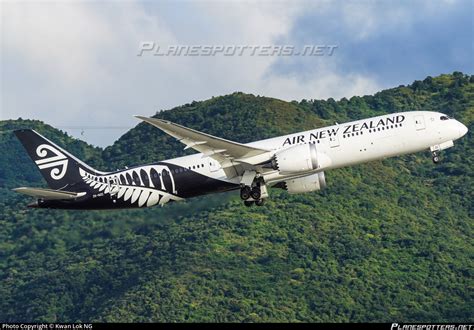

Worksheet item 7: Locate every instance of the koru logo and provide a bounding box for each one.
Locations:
[35,144,69,180]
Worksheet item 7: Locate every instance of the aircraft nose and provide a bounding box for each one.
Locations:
[459,122,468,138]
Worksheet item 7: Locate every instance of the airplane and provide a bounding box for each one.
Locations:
[13,111,468,209]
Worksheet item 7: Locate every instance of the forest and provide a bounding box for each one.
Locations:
[0,72,472,322]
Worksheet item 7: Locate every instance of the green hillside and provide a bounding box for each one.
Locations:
[0,72,472,322]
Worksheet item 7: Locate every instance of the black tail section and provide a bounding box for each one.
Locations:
[14,129,103,190]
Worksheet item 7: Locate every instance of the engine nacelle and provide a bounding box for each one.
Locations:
[283,172,327,194]
[273,143,331,174]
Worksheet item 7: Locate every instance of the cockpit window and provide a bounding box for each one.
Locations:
[440,116,450,121]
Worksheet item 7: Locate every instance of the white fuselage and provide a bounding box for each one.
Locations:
[165,111,468,186]
[23,110,468,209]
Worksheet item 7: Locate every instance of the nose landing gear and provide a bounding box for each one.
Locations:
[430,141,454,164]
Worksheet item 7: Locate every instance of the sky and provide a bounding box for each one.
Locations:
[1,0,473,147]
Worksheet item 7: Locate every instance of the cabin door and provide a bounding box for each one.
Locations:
[108,176,120,197]
[329,134,340,148]
[414,115,426,130]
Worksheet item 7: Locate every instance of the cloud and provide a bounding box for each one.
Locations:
[1,1,471,147]
[272,0,473,89]
[1,1,311,146]
[3,2,114,84]
[258,72,380,101]
[1,2,180,144]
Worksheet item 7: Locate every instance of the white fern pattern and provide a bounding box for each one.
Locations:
[79,166,183,207]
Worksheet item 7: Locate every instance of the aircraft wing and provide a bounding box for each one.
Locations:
[135,116,272,167]
[13,187,86,200]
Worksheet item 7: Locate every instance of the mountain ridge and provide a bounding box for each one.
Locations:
[0,72,472,322]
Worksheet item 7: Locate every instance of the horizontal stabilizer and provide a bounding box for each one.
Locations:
[13,187,86,200]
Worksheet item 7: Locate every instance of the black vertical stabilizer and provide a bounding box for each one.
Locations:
[14,129,103,190]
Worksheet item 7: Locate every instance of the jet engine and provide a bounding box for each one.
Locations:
[272,143,331,174]
[281,172,327,194]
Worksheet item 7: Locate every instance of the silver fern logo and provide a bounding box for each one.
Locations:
[35,144,69,180]
[79,167,182,207]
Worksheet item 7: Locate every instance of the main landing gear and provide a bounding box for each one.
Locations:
[240,179,267,207]
[244,198,265,207]
[240,186,251,200]
[432,151,440,164]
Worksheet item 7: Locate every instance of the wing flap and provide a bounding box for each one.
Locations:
[13,187,86,200]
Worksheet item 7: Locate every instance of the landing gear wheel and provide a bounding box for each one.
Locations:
[255,199,265,206]
[432,155,440,164]
[250,187,261,200]
[244,200,254,207]
[240,186,251,200]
